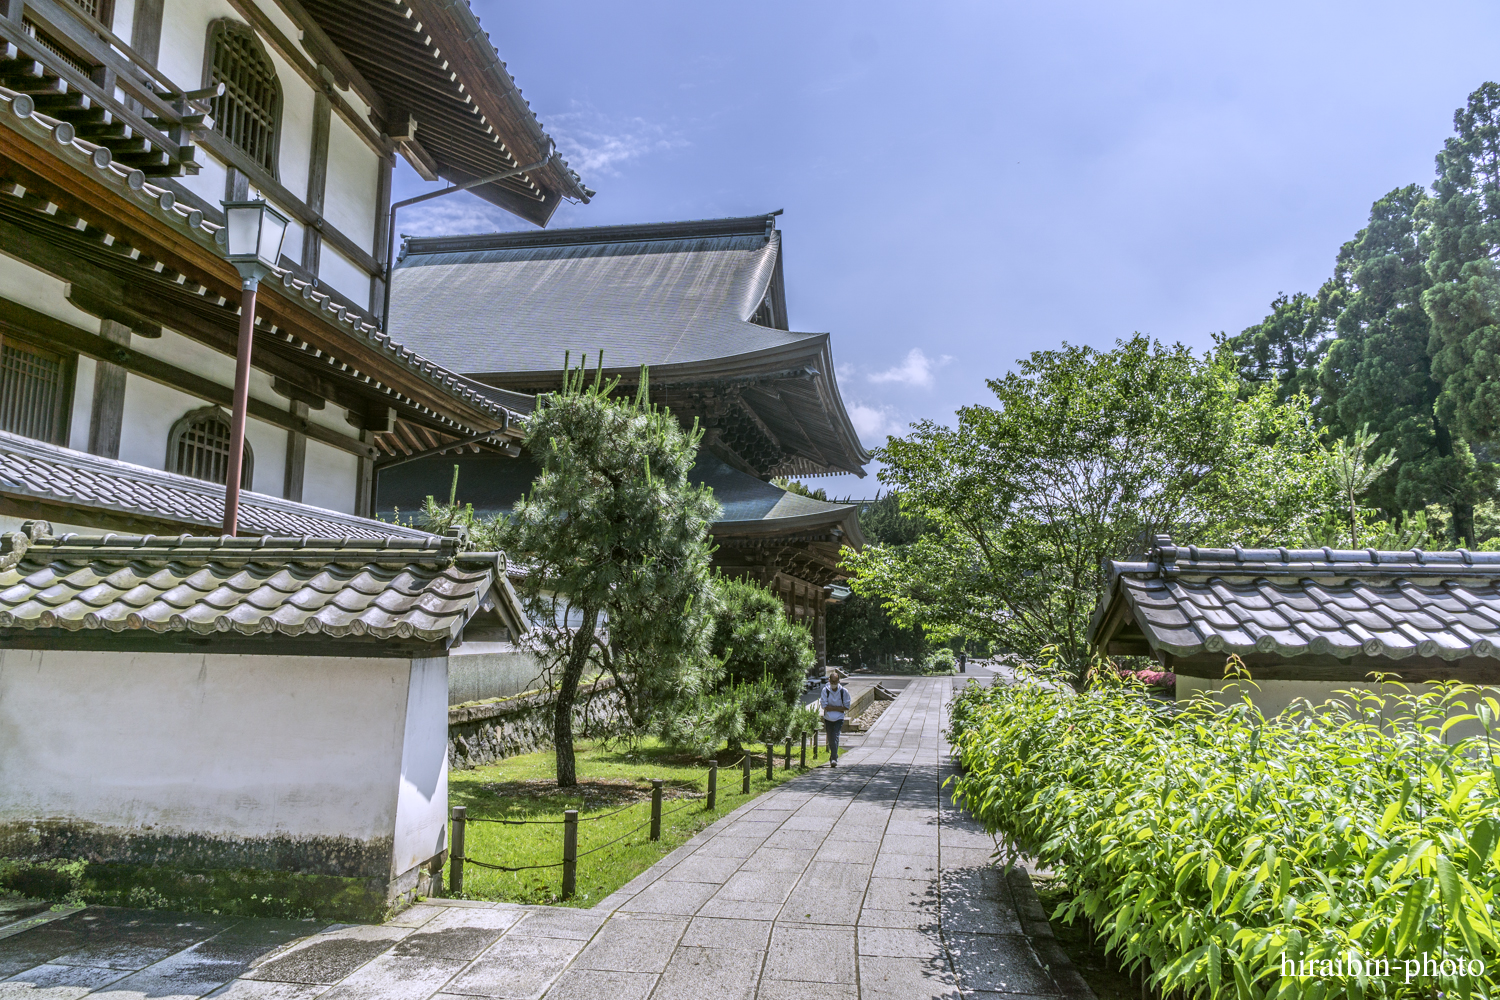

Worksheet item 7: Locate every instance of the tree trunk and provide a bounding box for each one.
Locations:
[1453,501,1477,550]
[554,604,600,788]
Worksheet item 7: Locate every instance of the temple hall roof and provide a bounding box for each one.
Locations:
[1089,534,1500,682]
[386,215,870,479]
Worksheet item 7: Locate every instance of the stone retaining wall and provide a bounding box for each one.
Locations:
[448,678,623,770]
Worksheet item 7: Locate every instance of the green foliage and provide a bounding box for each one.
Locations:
[1227,290,1334,402]
[496,357,721,787]
[826,492,929,667]
[708,576,815,703]
[1326,425,1399,549]
[846,336,1335,672]
[948,674,1500,1000]
[771,478,829,501]
[921,647,957,675]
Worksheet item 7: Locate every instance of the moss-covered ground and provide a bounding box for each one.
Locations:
[447,737,811,906]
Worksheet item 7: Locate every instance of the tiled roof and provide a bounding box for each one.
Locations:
[0,431,429,540]
[1089,535,1500,665]
[0,521,506,643]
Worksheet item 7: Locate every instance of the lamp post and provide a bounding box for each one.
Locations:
[218,199,289,536]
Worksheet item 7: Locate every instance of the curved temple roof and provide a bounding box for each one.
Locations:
[387,215,871,478]
[1089,534,1500,681]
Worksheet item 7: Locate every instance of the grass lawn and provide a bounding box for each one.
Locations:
[445,738,814,907]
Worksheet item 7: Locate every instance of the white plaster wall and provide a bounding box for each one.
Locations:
[323,117,377,253]
[302,439,358,514]
[176,149,230,208]
[318,245,372,305]
[0,253,103,333]
[112,0,137,47]
[0,649,412,844]
[269,44,314,197]
[156,0,237,94]
[1178,674,1500,742]
[118,373,286,496]
[69,355,97,450]
[393,657,450,877]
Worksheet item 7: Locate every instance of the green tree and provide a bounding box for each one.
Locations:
[497,362,721,787]
[1326,425,1397,548]
[1419,82,1500,546]
[771,478,829,501]
[1226,290,1333,401]
[844,337,1335,672]
[826,492,928,666]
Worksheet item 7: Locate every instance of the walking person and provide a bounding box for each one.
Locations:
[820,669,852,767]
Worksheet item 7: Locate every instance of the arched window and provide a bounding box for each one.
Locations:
[206,20,281,174]
[167,407,252,489]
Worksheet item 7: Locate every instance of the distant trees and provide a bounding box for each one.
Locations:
[825,493,929,667]
[845,336,1337,670]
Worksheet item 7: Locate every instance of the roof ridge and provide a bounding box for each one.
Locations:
[402,212,783,257]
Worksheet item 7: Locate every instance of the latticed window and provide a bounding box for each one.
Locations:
[168,408,252,488]
[208,21,281,174]
[0,336,70,445]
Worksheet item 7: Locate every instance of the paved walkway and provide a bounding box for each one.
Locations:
[0,677,1085,1000]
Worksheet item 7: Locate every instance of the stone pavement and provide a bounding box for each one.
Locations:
[0,676,1089,1000]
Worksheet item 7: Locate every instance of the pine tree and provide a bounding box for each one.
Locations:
[497,357,721,787]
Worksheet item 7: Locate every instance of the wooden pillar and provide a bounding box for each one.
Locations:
[87,321,131,459]
[370,154,394,320]
[354,429,376,519]
[815,596,827,672]
[225,168,249,204]
[283,399,308,502]
[302,90,331,271]
[129,0,165,64]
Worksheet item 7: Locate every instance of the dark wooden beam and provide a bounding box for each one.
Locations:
[0,295,377,458]
[370,152,392,318]
[283,398,308,502]
[303,90,331,271]
[128,0,163,65]
[270,0,386,117]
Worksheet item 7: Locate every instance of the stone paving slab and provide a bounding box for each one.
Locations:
[0,676,1090,1000]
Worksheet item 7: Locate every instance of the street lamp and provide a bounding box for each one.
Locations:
[218,199,288,536]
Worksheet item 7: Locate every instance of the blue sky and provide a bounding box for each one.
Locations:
[393,1,1500,499]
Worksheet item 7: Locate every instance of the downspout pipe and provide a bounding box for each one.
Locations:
[379,153,556,333]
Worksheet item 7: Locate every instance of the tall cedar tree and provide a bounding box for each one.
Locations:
[1315,184,1493,536]
[1418,82,1500,546]
[497,360,721,787]
[1227,291,1333,402]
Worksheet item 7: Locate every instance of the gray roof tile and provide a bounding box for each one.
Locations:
[0,522,509,644]
[0,430,429,540]
[1089,535,1500,665]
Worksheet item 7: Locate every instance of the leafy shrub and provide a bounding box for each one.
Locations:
[923,648,957,675]
[655,678,821,756]
[948,668,1500,999]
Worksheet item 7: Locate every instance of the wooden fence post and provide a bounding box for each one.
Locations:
[800,733,807,769]
[707,765,717,810]
[783,740,790,771]
[449,805,466,896]
[814,728,819,758]
[764,742,773,781]
[650,779,663,841]
[742,751,751,793]
[562,809,577,899]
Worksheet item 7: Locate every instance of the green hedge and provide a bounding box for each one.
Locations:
[948,668,1500,999]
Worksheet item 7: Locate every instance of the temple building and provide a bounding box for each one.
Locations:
[0,0,578,916]
[378,214,871,666]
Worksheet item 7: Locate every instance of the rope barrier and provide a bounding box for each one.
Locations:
[465,857,567,873]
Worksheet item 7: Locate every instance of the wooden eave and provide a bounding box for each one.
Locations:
[0,115,516,439]
[297,0,589,225]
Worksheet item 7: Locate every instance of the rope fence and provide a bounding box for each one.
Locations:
[448,731,828,899]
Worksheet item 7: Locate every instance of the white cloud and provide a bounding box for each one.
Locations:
[848,403,904,445]
[866,348,952,388]
[547,106,689,177]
